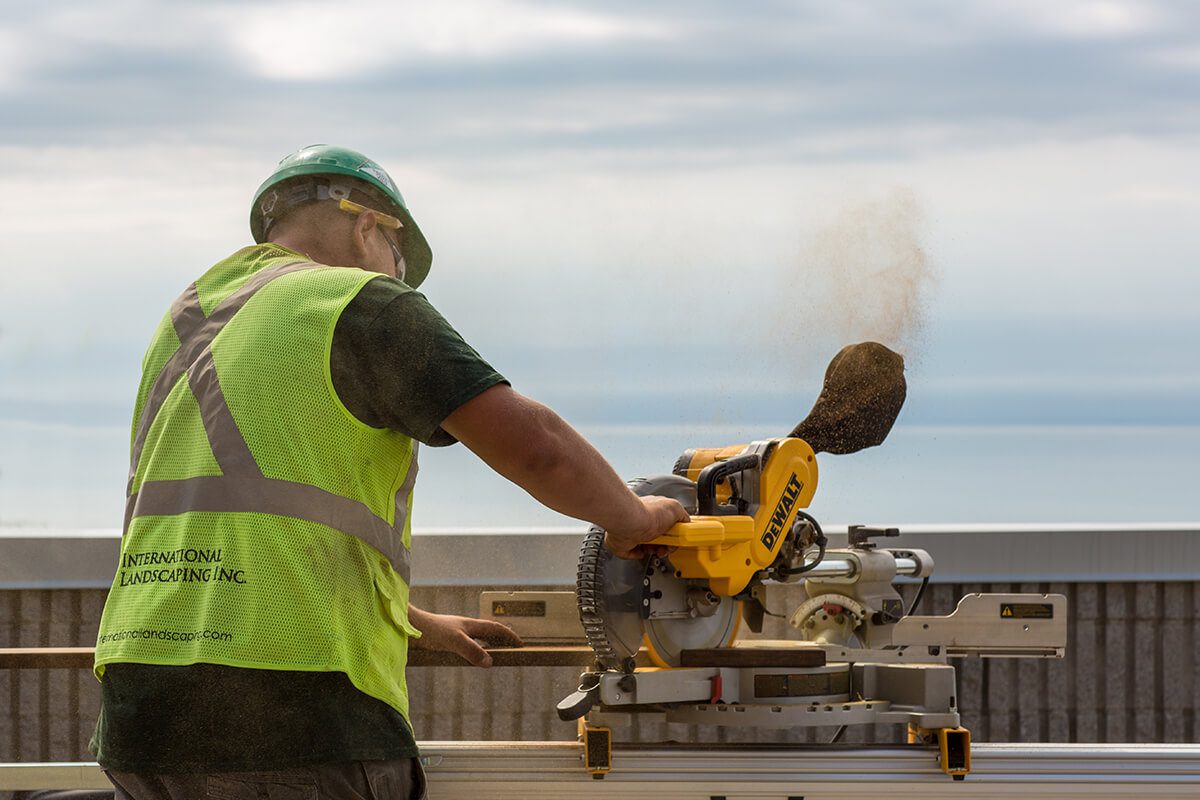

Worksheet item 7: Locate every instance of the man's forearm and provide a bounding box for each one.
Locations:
[497,406,647,532]
[407,604,431,642]
[443,387,646,531]
[441,385,688,551]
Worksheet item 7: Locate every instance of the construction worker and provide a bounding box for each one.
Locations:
[91,144,688,800]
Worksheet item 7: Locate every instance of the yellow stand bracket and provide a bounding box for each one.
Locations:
[578,717,612,778]
[908,724,971,780]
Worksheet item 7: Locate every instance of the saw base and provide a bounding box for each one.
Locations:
[590,660,958,730]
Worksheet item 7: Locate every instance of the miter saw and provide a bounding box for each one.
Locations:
[554,345,1068,780]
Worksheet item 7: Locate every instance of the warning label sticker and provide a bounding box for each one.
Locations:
[1000,603,1054,619]
[492,601,546,617]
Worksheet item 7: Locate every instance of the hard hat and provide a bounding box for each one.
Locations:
[250,144,433,288]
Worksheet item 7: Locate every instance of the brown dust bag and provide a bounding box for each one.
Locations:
[789,341,907,455]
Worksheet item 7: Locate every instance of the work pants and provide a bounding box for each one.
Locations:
[105,758,426,800]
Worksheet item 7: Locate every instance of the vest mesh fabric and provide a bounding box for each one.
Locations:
[97,245,420,718]
[131,374,222,486]
[213,267,412,514]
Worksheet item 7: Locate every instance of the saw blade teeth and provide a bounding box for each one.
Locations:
[576,526,623,667]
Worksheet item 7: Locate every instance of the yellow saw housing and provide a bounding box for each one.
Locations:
[650,437,818,596]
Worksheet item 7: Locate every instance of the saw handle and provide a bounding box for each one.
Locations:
[696,453,760,515]
[651,515,755,547]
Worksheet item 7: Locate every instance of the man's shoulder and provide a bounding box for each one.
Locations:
[353,273,416,302]
[339,274,435,326]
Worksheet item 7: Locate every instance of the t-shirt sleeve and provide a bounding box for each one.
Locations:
[330,277,508,446]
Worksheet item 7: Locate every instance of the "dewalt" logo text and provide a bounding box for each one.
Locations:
[761,473,803,551]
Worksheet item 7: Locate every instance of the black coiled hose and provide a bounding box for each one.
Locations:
[780,510,828,575]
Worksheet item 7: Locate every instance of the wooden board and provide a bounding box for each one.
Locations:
[0,646,646,670]
[678,647,826,668]
[0,647,95,669]
[409,646,644,668]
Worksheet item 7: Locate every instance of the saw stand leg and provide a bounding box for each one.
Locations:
[578,718,612,779]
[908,724,971,780]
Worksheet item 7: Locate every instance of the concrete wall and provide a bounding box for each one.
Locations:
[3,578,1198,761]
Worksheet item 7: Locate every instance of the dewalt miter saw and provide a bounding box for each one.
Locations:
[570,436,821,675]
[556,344,1068,780]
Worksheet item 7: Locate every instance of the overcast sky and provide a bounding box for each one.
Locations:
[1,0,1198,527]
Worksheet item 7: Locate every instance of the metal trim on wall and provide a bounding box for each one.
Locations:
[3,523,1199,589]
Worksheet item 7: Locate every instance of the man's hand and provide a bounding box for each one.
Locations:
[407,606,523,668]
[605,495,690,560]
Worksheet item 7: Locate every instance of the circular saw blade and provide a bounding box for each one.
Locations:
[576,526,648,671]
[576,473,702,671]
[643,558,741,667]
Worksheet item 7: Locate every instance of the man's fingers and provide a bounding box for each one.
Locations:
[466,618,524,647]
[611,544,642,560]
[605,532,632,559]
[453,632,493,668]
[648,495,689,526]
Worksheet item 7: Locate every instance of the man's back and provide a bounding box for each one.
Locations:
[97,243,436,774]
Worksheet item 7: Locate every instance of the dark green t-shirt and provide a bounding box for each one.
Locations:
[92,274,507,773]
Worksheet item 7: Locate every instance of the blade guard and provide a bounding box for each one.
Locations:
[649,438,818,596]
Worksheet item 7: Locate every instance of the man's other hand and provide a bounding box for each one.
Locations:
[605,495,690,560]
[408,608,523,668]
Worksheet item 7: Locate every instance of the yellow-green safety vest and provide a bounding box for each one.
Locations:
[95,243,421,719]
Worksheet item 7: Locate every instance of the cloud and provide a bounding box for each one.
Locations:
[224,0,673,81]
[0,2,231,81]
[1146,45,1200,69]
[1,0,1198,167]
[0,28,31,90]
[971,0,1166,39]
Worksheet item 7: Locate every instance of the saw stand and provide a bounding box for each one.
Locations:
[565,528,1067,781]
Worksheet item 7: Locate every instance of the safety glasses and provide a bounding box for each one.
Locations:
[338,198,403,230]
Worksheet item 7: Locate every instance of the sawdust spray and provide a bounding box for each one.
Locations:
[771,187,934,368]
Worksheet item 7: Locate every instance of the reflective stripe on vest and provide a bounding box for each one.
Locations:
[125,261,415,584]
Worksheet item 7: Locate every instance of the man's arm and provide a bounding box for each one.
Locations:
[441,384,689,557]
[329,285,684,552]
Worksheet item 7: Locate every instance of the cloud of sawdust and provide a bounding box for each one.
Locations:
[772,188,934,369]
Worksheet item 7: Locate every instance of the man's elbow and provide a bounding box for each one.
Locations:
[446,387,577,482]
[508,406,571,478]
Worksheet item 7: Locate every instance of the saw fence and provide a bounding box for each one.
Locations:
[1,526,1198,762]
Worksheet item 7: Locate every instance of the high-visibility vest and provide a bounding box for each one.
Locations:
[95,243,421,718]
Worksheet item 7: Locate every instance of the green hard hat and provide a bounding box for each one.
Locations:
[250,144,434,288]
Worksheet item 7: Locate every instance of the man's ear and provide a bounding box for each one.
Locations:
[349,210,378,260]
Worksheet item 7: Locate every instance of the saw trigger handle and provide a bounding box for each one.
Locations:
[696,454,760,515]
[557,673,601,721]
